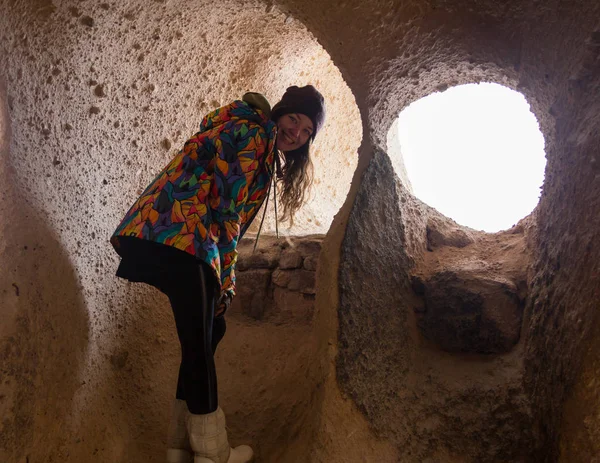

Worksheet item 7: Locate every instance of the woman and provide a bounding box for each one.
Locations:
[110,85,325,463]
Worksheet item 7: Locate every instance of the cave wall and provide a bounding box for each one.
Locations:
[1,0,600,461]
[0,1,360,461]
[270,0,600,460]
[523,25,600,458]
[338,152,537,460]
[0,69,89,462]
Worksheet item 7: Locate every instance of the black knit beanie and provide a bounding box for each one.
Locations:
[271,85,326,140]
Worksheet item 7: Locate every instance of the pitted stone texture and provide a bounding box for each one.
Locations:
[415,268,523,354]
[0,79,90,463]
[338,151,536,460]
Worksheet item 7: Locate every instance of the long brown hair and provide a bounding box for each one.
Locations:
[277,142,314,225]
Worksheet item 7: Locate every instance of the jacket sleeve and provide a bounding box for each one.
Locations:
[209,118,268,301]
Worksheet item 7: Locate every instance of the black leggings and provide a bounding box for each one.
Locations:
[114,237,225,414]
[162,263,226,415]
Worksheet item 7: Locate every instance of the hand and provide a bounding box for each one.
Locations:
[217,292,232,315]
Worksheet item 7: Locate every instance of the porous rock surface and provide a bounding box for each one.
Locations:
[339,152,536,460]
[412,227,529,354]
[2,0,600,461]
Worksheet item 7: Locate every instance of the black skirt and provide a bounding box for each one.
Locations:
[113,236,216,293]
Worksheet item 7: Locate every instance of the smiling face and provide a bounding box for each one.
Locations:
[275,113,314,152]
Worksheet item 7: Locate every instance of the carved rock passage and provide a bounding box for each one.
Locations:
[272,0,600,459]
[0,1,359,462]
[339,152,537,460]
[1,0,600,461]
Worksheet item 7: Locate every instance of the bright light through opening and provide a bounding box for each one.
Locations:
[394,82,546,232]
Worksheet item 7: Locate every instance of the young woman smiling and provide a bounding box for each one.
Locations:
[110,85,325,463]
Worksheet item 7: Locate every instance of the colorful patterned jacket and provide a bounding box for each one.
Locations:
[111,94,277,303]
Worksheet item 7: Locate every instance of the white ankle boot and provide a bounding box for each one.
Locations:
[166,399,193,463]
[187,407,253,463]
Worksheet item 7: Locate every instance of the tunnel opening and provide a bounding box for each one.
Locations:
[387,82,546,232]
[338,75,551,460]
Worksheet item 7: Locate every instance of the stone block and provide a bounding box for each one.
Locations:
[295,237,323,258]
[279,248,303,269]
[272,268,291,288]
[287,269,316,294]
[303,254,318,271]
[236,249,279,271]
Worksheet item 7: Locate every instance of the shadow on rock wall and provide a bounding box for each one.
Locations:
[0,78,90,462]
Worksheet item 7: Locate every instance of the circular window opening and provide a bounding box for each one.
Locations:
[389,82,546,232]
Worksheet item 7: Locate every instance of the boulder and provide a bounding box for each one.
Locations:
[416,269,524,354]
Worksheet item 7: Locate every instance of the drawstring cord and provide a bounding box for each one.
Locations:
[273,179,279,238]
[273,148,283,241]
[253,150,282,253]
[253,179,270,253]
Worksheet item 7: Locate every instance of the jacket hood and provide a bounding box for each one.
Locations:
[198,93,273,133]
